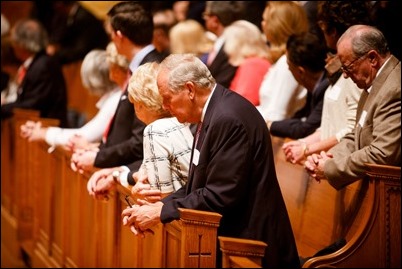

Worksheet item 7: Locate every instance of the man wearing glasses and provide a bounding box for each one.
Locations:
[304,24,401,190]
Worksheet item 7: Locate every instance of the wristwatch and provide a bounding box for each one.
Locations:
[112,170,121,183]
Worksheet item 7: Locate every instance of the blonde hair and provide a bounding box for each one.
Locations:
[223,20,270,66]
[169,19,214,56]
[262,1,309,63]
[128,62,169,117]
[106,42,129,70]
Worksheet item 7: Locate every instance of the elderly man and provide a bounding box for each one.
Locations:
[304,25,401,189]
[121,53,301,268]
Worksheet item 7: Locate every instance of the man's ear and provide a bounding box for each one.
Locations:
[185,81,196,100]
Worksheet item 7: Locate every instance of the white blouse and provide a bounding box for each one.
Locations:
[257,55,307,122]
[45,88,122,147]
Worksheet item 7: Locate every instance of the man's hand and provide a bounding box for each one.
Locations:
[131,171,162,203]
[304,151,333,182]
[71,149,97,173]
[121,201,163,237]
[87,168,115,200]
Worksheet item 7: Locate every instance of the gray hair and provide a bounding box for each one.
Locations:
[338,25,389,58]
[11,19,48,53]
[159,54,216,94]
[81,49,117,95]
[205,1,245,26]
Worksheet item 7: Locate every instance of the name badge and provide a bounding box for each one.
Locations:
[358,110,367,127]
[192,149,200,166]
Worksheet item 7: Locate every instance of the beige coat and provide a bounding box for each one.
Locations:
[325,55,401,190]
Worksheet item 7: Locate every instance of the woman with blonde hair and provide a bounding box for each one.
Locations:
[223,20,271,105]
[257,1,310,122]
[169,19,214,57]
[87,62,194,201]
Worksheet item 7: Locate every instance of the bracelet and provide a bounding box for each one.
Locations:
[112,170,121,184]
[298,139,309,157]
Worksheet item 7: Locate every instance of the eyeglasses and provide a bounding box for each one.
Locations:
[340,52,369,74]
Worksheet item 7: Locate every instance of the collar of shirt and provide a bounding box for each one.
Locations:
[201,83,217,122]
[129,44,156,72]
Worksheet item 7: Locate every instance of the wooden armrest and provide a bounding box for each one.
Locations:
[219,236,267,268]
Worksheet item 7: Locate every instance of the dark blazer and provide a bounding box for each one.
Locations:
[94,48,165,168]
[161,85,300,268]
[270,72,330,139]
[1,51,68,127]
[207,46,237,89]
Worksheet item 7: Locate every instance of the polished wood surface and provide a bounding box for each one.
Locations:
[1,111,400,268]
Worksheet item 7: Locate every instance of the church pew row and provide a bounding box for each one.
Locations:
[1,109,222,267]
[1,110,400,267]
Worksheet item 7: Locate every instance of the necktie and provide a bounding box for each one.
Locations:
[102,83,128,144]
[194,122,203,149]
[16,65,27,85]
[189,122,203,177]
[206,47,217,66]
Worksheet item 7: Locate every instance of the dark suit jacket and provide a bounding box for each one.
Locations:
[94,49,165,169]
[1,51,68,127]
[270,72,330,139]
[207,46,237,89]
[326,55,401,189]
[160,85,300,268]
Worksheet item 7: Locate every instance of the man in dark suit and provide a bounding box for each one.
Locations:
[1,19,68,127]
[201,1,241,88]
[121,54,301,268]
[305,25,401,189]
[71,2,166,184]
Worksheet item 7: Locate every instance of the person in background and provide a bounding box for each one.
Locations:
[121,54,300,268]
[1,18,68,127]
[169,19,214,58]
[305,25,401,189]
[223,20,270,106]
[201,1,244,88]
[19,43,129,151]
[152,7,177,56]
[70,1,165,180]
[282,1,370,164]
[257,1,309,123]
[87,62,193,202]
[268,32,329,139]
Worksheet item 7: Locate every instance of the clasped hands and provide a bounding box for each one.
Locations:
[303,151,333,182]
[87,168,163,237]
[282,140,307,164]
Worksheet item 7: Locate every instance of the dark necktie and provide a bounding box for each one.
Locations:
[194,122,203,149]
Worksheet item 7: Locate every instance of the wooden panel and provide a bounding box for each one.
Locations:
[302,164,401,268]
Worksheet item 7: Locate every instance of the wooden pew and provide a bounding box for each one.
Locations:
[1,108,39,266]
[271,136,374,259]
[216,163,400,269]
[303,164,401,268]
[219,236,267,268]
[2,111,225,268]
[62,60,100,122]
[10,131,222,268]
